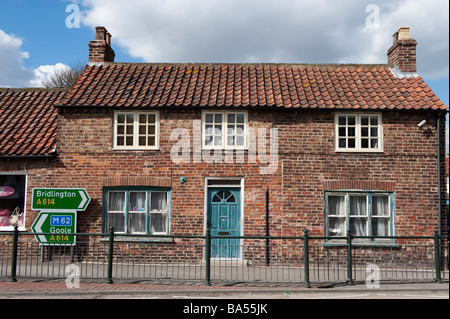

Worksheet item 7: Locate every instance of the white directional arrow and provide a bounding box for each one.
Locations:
[78,190,87,209]
[34,213,48,243]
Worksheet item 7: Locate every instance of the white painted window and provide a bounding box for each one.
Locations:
[113,111,159,150]
[202,111,248,149]
[335,113,383,152]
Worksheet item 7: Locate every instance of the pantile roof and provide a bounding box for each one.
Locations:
[0,88,66,157]
[1,62,447,158]
[58,63,447,110]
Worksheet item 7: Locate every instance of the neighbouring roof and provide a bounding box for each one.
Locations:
[58,63,447,110]
[0,88,66,157]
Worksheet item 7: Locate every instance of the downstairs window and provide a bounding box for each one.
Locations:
[104,188,170,235]
[325,191,394,242]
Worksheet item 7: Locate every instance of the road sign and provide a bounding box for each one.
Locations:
[32,188,90,211]
[31,211,77,245]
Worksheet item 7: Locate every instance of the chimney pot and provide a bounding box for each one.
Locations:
[95,26,106,40]
[397,27,410,40]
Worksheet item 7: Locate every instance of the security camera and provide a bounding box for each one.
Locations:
[417,120,426,128]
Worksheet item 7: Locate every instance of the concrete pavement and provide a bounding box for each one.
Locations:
[0,278,448,299]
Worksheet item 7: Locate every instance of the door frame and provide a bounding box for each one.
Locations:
[204,177,244,260]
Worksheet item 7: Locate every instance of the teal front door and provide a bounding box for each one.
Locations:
[207,188,241,258]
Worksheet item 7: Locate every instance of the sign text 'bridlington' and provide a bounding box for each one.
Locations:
[32,188,90,211]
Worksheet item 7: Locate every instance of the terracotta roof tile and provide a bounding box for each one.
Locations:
[56,63,447,111]
[0,88,66,157]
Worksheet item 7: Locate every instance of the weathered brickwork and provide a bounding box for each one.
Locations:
[1,108,445,241]
[387,39,418,74]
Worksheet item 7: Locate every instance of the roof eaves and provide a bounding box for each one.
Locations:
[0,150,57,159]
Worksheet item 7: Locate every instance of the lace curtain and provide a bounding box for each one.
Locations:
[107,191,168,234]
[372,196,389,236]
[129,192,146,233]
[327,194,390,238]
[327,196,346,236]
[150,192,167,234]
[108,192,125,232]
[350,196,367,236]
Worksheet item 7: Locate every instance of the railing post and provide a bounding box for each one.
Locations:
[346,230,354,285]
[303,229,311,288]
[9,225,18,282]
[205,228,211,286]
[434,229,442,284]
[106,227,114,284]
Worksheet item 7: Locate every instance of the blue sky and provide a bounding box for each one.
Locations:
[0,0,448,113]
[0,0,141,69]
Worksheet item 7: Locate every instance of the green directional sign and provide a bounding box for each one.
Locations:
[32,188,90,211]
[31,211,77,245]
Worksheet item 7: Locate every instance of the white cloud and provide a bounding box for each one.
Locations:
[358,0,449,79]
[80,0,448,79]
[1,0,447,87]
[29,63,72,87]
[0,29,70,88]
[0,29,34,87]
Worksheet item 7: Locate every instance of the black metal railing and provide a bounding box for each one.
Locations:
[1,226,448,287]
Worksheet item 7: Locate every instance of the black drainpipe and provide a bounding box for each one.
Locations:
[437,111,442,238]
[437,109,449,237]
[265,190,270,266]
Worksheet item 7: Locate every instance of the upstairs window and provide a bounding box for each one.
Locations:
[202,111,248,149]
[113,111,159,150]
[335,113,383,152]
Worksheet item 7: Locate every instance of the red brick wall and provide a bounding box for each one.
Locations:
[1,108,445,239]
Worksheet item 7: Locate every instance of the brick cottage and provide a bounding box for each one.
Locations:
[0,27,447,260]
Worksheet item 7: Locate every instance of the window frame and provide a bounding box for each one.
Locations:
[0,173,27,231]
[334,113,383,153]
[324,191,394,243]
[103,187,171,235]
[201,111,248,150]
[113,111,160,150]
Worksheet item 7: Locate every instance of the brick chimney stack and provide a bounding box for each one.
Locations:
[387,27,417,74]
[89,26,115,64]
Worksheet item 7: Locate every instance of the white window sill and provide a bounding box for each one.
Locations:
[323,240,399,247]
[100,236,173,243]
[112,147,160,151]
[0,226,26,232]
[334,149,384,153]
